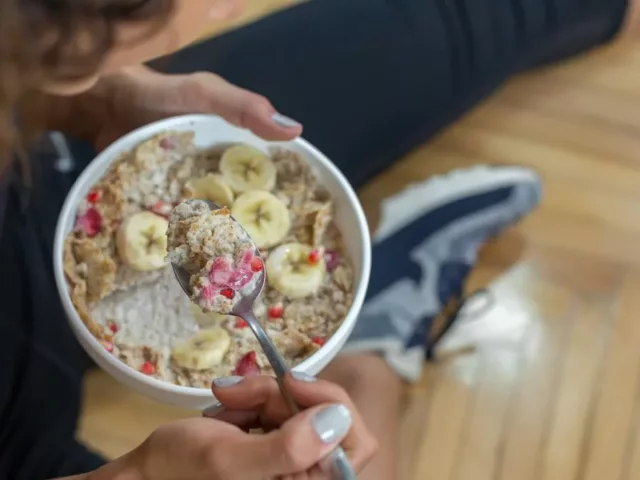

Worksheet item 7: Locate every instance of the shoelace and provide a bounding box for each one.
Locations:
[426,288,494,360]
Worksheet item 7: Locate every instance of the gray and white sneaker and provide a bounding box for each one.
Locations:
[342,166,542,381]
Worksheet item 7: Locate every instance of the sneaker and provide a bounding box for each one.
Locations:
[341,165,542,381]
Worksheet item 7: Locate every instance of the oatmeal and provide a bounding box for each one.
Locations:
[166,200,264,313]
[63,131,354,388]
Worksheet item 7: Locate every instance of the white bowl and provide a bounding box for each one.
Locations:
[53,114,371,410]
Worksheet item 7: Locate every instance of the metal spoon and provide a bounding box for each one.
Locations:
[171,200,356,480]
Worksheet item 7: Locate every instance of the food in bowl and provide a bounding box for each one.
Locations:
[166,200,264,314]
[63,131,354,387]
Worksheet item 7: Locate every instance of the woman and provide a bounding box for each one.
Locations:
[0,2,377,480]
[0,0,636,479]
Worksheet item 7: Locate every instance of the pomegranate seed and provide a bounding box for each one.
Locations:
[140,361,156,375]
[108,322,118,334]
[308,249,321,265]
[102,341,114,353]
[235,319,248,329]
[312,337,326,346]
[220,288,234,299]
[250,257,264,272]
[268,305,283,319]
[232,351,260,376]
[75,208,102,237]
[87,191,101,204]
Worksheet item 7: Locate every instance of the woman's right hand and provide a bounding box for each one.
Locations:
[92,373,377,480]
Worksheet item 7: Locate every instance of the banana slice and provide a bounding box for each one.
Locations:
[171,327,231,370]
[266,243,326,299]
[232,191,291,249]
[116,211,169,271]
[184,174,235,207]
[220,145,277,193]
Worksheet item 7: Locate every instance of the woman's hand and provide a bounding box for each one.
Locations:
[29,66,302,151]
[92,67,303,150]
[92,373,377,480]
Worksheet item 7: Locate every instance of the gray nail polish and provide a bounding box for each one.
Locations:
[202,401,225,418]
[271,113,301,128]
[313,404,352,444]
[212,376,243,388]
[291,371,317,383]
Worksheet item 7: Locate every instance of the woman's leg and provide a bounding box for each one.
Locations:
[162,0,628,189]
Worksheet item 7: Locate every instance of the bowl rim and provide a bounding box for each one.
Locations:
[53,114,371,399]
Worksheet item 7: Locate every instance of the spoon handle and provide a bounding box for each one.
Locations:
[243,311,300,413]
[242,311,357,480]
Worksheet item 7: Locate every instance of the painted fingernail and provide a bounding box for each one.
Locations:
[291,371,317,383]
[312,404,352,444]
[271,113,301,128]
[202,401,224,418]
[212,376,244,388]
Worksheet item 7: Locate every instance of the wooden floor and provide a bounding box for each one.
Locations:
[79,5,640,480]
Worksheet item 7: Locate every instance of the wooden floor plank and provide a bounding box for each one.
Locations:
[581,274,640,480]
[539,301,612,480]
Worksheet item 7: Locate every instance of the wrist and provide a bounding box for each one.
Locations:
[88,449,146,480]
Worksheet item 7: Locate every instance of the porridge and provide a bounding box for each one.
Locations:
[166,200,264,313]
[63,131,354,387]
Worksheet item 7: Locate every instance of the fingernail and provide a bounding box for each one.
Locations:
[312,404,352,444]
[212,376,244,388]
[291,371,317,383]
[202,401,224,418]
[271,113,301,128]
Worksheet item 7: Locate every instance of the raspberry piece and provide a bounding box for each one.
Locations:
[324,249,340,272]
[312,337,326,346]
[75,208,102,237]
[209,257,233,283]
[235,319,248,329]
[268,305,283,319]
[159,136,178,150]
[308,249,321,265]
[238,249,254,268]
[102,341,114,353]
[108,322,118,334]
[232,351,260,376]
[140,361,156,375]
[149,201,172,218]
[250,256,264,272]
[201,284,214,301]
[87,190,101,204]
[228,270,253,290]
[220,288,234,299]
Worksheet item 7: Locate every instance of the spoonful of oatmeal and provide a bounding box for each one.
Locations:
[167,199,356,480]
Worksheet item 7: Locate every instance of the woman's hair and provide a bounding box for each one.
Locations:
[0,0,175,162]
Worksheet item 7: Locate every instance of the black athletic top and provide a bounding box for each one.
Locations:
[0,149,104,479]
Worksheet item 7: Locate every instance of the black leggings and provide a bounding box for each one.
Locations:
[160,0,628,189]
[63,0,628,474]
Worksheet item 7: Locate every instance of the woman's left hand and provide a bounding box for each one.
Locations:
[93,67,302,150]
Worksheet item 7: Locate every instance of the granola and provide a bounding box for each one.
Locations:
[63,131,354,388]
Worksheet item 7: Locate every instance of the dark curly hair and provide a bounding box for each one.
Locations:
[0,0,175,159]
